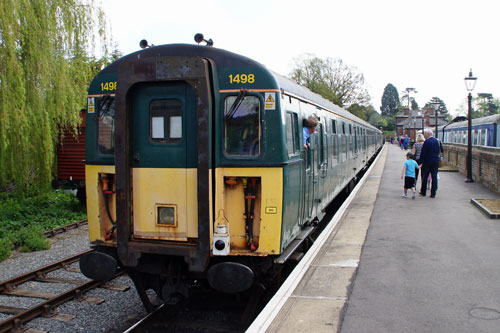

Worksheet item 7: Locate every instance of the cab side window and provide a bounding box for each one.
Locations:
[224,95,261,157]
[97,96,115,155]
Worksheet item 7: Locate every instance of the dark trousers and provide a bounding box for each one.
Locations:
[420,163,438,196]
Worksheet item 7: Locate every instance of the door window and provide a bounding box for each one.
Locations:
[285,112,299,156]
[149,99,183,143]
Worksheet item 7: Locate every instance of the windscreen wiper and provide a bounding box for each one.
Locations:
[225,89,247,120]
[97,95,114,117]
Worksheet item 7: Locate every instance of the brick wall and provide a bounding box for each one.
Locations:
[442,143,500,194]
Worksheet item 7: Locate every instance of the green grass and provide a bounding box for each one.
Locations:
[0,190,86,261]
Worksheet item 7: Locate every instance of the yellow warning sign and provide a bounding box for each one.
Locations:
[264,92,275,110]
[88,97,95,113]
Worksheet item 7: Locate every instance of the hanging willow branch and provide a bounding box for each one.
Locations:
[0,0,110,191]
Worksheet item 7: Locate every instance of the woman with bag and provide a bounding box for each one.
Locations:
[412,133,425,185]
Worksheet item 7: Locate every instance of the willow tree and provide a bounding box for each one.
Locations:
[0,0,110,191]
[290,54,371,108]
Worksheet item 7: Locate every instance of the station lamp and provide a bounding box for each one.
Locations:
[464,69,477,183]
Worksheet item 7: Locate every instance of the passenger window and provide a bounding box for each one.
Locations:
[331,133,338,166]
[286,112,299,156]
[343,136,348,160]
[348,124,354,152]
[150,99,183,143]
[224,95,261,157]
[318,123,327,165]
[331,119,337,134]
[97,96,115,155]
[481,129,487,146]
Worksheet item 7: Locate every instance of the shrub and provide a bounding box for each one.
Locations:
[17,225,51,252]
[0,190,85,261]
[0,238,13,261]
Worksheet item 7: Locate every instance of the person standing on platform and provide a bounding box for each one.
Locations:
[412,133,425,185]
[419,128,440,198]
[401,152,419,199]
[403,134,410,150]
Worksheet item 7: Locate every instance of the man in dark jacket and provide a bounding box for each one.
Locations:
[419,128,441,198]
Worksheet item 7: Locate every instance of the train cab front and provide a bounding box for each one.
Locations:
[82,43,286,308]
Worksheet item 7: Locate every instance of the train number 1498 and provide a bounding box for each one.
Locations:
[101,81,117,91]
[228,74,255,84]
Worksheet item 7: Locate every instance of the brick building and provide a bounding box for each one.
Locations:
[396,107,447,140]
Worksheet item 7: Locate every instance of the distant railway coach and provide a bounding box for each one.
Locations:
[55,109,86,203]
[79,36,382,311]
[438,114,500,147]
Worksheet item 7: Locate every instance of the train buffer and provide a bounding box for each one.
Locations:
[248,143,500,332]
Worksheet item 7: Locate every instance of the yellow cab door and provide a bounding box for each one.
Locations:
[129,82,197,241]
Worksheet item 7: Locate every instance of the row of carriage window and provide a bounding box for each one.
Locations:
[285,111,377,168]
[95,95,377,160]
[442,128,489,146]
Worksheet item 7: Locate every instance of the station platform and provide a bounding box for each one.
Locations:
[248,143,500,332]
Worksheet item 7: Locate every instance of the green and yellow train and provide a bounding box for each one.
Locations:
[79,35,382,310]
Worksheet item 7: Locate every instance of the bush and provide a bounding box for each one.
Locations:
[0,238,13,261]
[0,190,86,261]
[17,225,51,252]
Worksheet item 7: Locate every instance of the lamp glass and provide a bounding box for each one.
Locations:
[464,70,477,92]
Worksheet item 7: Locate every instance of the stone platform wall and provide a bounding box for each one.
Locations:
[442,143,500,194]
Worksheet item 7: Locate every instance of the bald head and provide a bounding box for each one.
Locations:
[423,128,433,139]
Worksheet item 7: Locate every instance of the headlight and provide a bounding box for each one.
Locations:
[157,206,176,226]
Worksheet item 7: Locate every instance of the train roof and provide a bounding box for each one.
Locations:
[98,43,262,74]
[271,71,379,131]
[96,43,380,132]
[441,114,500,130]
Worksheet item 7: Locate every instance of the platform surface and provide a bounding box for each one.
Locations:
[261,143,500,333]
[341,143,500,332]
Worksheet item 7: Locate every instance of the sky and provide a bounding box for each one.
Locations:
[99,0,499,117]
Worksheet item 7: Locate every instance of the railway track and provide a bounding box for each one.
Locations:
[123,289,249,333]
[43,219,88,238]
[0,249,127,333]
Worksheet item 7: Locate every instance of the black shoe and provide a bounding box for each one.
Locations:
[419,192,425,196]
[430,195,435,198]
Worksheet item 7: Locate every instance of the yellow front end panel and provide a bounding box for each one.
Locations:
[215,168,283,255]
[132,168,201,241]
[85,165,116,242]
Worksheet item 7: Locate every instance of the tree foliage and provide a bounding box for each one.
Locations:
[476,93,499,116]
[380,83,400,116]
[423,97,448,114]
[290,54,371,107]
[0,0,110,191]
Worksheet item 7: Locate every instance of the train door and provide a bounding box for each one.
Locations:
[304,133,316,220]
[317,121,327,213]
[129,82,198,241]
[304,136,314,221]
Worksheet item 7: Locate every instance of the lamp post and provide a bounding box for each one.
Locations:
[432,102,440,140]
[420,110,424,134]
[464,69,477,183]
[413,115,416,141]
